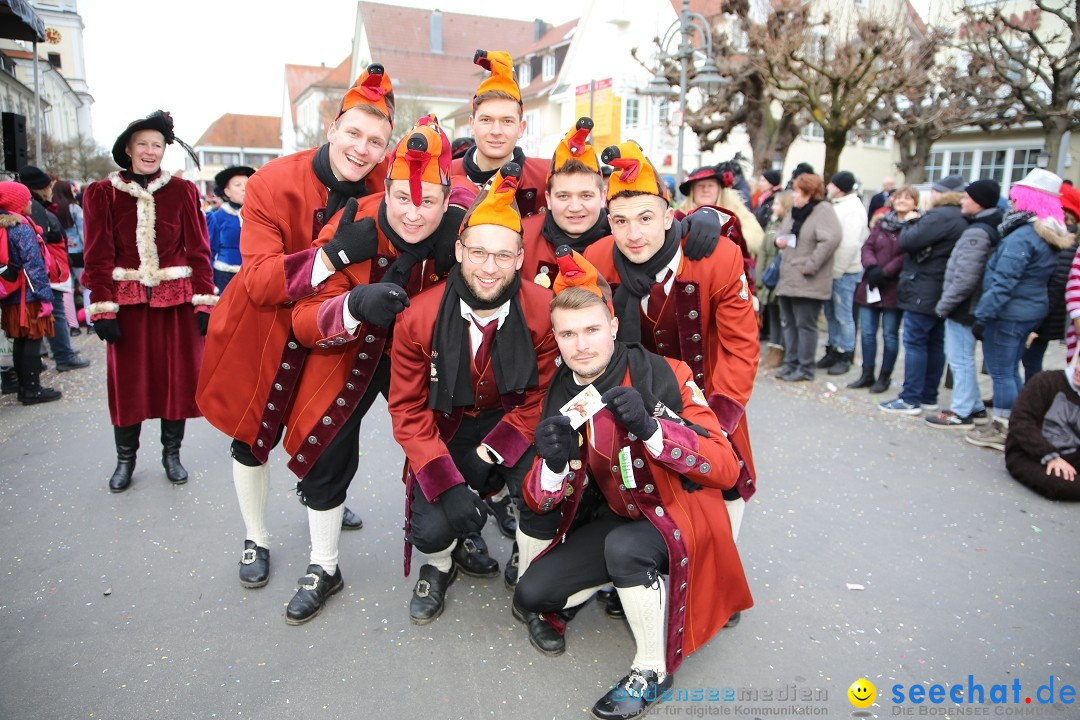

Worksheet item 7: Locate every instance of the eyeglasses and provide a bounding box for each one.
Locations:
[459,243,520,269]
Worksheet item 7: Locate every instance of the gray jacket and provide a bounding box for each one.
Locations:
[935,207,1003,324]
[775,200,842,301]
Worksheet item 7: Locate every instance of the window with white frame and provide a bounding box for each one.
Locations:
[522,109,539,155]
[979,150,1007,183]
[542,55,556,81]
[625,98,640,128]
[518,62,531,88]
[949,150,974,180]
[1011,148,1041,183]
[801,123,824,141]
[658,100,670,126]
[925,151,945,183]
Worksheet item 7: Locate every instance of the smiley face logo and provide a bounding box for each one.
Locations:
[848,678,876,708]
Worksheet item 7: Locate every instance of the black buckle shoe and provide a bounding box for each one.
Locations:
[109,460,135,493]
[341,506,363,531]
[512,602,565,656]
[503,541,519,590]
[591,669,675,720]
[162,453,188,484]
[409,563,457,624]
[451,533,499,577]
[239,540,270,588]
[285,564,343,625]
[599,589,624,618]
[724,610,741,628]
[485,495,517,539]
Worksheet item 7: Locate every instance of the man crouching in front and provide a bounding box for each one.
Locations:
[514,248,753,720]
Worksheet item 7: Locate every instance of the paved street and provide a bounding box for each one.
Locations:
[2,332,1077,720]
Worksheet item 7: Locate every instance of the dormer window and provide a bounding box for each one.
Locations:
[518,61,532,87]
[542,54,556,81]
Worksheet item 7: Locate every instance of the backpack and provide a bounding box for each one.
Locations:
[762,251,782,290]
[0,225,25,300]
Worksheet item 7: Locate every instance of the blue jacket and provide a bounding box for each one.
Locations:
[208,204,243,271]
[976,219,1074,325]
[1,212,54,304]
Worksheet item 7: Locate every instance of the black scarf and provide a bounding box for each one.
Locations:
[541,342,707,436]
[312,143,368,220]
[462,146,527,186]
[377,201,438,288]
[612,221,682,343]
[541,208,611,254]
[429,266,538,414]
[120,169,161,189]
[789,199,820,239]
[999,209,1035,238]
[876,210,903,234]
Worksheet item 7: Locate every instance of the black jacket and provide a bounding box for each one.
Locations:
[897,193,967,315]
[29,197,63,246]
[1035,241,1077,341]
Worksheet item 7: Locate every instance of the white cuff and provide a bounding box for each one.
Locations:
[540,462,568,493]
[342,297,361,333]
[311,253,333,287]
[482,443,504,465]
[642,423,664,457]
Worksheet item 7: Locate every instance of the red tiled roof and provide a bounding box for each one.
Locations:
[196,114,282,149]
[359,2,538,97]
[313,55,352,89]
[518,19,577,57]
[285,63,337,124]
[2,49,43,61]
[670,0,724,21]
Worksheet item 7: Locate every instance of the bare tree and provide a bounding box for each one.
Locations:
[958,0,1079,173]
[32,134,113,183]
[749,0,918,179]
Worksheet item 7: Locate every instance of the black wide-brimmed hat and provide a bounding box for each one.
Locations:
[214,166,256,195]
[111,110,199,170]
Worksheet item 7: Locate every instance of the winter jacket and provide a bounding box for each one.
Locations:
[934,207,1003,326]
[976,217,1076,325]
[756,216,783,306]
[1034,241,1077,340]
[854,212,910,309]
[1,212,54,304]
[830,192,869,278]
[897,192,967,315]
[753,188,779,233]
[775,200,842,301]
[208,203,243,271]
[63,203,85,255]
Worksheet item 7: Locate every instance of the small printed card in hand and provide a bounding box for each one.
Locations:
[559,384,605,429]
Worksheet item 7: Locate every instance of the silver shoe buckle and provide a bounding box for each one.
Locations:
[415,579,431,598]
[625,672,649,699]
[241,548,258,565]
[300,573,320,591]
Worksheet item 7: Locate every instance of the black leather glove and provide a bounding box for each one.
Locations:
[971,321,985,341]
[864,265,883,290]
[680,477,704,493]
[321,199,378,271]
[534,415,574,473]
[95,318,121,344]
[346,282,410,328]
[680,208,722,260]
[438,483,488,535]
[601,386,659,440]
[195,312,210,336]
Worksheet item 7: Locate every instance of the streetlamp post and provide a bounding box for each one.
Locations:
[640,0,725,195]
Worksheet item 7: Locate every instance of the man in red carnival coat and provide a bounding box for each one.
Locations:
[388,163,559,625]
[83,110,213,493]
[196,66,394,589]
[516,251,752,720]
[584,143,759,599]
[276,114,466,624]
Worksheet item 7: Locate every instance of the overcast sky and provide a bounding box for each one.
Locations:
[79,0,583,169]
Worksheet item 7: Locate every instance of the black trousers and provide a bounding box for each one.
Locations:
[231,426,285,468]
[514,498,669,614]
[408,409,535,554]
[292,356,392,511]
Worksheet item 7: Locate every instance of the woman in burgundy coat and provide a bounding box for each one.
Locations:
[83,111,214,493]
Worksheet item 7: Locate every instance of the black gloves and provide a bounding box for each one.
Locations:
[680,208,722,260]
[322,198,378,271]
[195,312,210,336]
[601,386,659,440]
[95,318,121,344]
[534,415,574,472]
[438,483,488,535]
[346,282,410,328]
[972,322,985,341]
[863,265,882,290]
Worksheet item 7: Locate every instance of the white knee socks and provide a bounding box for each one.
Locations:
[426,542,456,573]
[515,530,549,578]
[308,503,345,575]
[232,460,270,548]
[725,498,745,542]
[619,579,668,678]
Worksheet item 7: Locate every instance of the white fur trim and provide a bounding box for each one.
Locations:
[221,203,240,217]
[108,171,173,287]
[88,301,120,316]
[112,265,192,283]
[212,259,242,273]
[191,294,218,307]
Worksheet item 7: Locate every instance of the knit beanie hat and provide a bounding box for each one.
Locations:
[830,171,856,194]
[762,169,781,187]
[473,49,521,104]
[387,114,452,205]
[964,179,1000,210]
[601,142,668,202]
[338,64,395,126]
[0,181,31,213]
[17,165,51,191]
[1060,183,1080,222]
[932,174,966,193]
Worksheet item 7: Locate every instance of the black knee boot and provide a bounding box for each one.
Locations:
[17,338,61,405]
[109,423,141,492]
[161,419,188,484]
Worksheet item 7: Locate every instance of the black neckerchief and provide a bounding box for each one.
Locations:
[999,209,1035,237]
[540,342,707,437]
[542,208,610,254]
[612,221,682,343]
[377,200,438,288]
[227,201,241,211]
[429,266,537,414]
[312,143,368,220]
[876,210,903,234]
[120,169,162,189]
[790,199,820,239]
[462,146,527,186]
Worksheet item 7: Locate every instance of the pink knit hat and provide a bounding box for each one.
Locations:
[0,181,31,213]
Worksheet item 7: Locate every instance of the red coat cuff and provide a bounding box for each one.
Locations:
[313,293,358,346]
[481,420,530,466]
[707,392,746,436]
[414,454,466,502]
[653,418,732,488]
[282,247,323,302]
[523,459,566,514]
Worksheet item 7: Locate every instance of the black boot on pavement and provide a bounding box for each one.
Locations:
[816,346,838,369]
[512,602,566,656]
[847,365,875,389]
[341,506,363,530]
[160,419,188,484]
[485,495,517,539]
[869,371,892,394]
[109,423,141,493]
[828,350,853,375]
